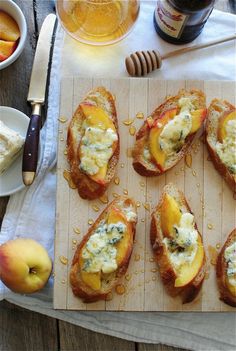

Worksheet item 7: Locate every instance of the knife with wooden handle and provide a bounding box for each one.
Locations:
[22,14,57,186]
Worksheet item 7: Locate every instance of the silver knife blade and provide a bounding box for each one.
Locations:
[27,14,56,104]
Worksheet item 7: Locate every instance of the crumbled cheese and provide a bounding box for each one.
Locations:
[80,125,118,176]
[224,241,236,287]
[159,97,194,156]
[216,119,236,174]
[0,121,24,174]
[143,146,151,161]
[121,205,137,222]
[81,221,126,274]
[163,212,198,270]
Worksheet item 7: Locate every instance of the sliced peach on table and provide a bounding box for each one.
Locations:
[160,193,181,237]
[149,108,177,171]
[0,40,16,62]
[174,236,204,288]
[107,207,133,266]
[217,110,236,143]
[0,11,20,42]
[189,108,207,134]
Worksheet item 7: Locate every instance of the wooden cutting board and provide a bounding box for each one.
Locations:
[54,78,235,311]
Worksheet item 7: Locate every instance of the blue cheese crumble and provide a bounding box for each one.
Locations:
[224,241,236,287]
[82,221,126,274]
[216,119,236,174]
[80,125,118,176]
[159,97,194,156]
[163,212,198,270]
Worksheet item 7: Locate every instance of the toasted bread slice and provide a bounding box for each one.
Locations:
[132,89,206,177]
[150,183,206,303]
[70,197,137,303]
[67,86,120,200]
[206,99,236,193]
[216,229,236,307]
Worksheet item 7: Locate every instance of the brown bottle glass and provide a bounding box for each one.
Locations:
[154,0,215,44]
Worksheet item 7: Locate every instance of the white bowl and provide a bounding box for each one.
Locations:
[0,0,27,70]
[0,107,29,196]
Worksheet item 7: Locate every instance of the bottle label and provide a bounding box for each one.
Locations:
[155,1,188,38]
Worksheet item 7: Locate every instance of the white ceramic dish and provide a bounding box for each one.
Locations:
[0,106,29,196]
[0,0,27,70]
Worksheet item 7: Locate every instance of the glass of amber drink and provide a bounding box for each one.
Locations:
[56,0,140,45]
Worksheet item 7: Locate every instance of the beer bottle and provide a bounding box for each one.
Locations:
[154,0,215,44]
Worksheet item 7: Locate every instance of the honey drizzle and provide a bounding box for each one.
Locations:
[63,170,77,189]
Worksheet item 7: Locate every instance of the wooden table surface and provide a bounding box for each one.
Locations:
[0,1,234,350]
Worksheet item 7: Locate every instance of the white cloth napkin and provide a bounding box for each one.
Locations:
[1,3,236,351]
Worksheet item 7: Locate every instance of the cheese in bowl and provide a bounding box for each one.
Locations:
[0,120,24,174]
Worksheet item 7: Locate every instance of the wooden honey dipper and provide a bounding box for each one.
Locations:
[125,34,236,77]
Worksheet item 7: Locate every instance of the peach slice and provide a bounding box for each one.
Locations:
[160,193,181,237]
[174,236,204,288]
[0,11,20,42]
[80,267,101,291]
[149,108,177,171]
[0,40,16,62]
[79,103,118,184]
[189,108,207,135]
[217,110,236,143]
[107,207,132,266]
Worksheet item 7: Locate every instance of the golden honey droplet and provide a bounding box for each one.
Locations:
[216,243,221,250]
[129,125,136,136]
[140,181,145,188]
[59,130,63,134]
[64,149,68,155]
[120,163,125,168]
[134,270,139,275]
[208,245,218,266]
[123,118,134,126]
[73,227,81,235]
[114,177,120,185]
[72,239,77,245]
[143,202,150,211]
[112,192,119,198]
[99,194,109,204]
[207,223,213,230]
[197,183,200,187]
[92,204,100,212]
[136,201,141,208]
[115,284,126,295]
[126,147,133,158]
[152,276,157,281]
[141,218,145,223]
[123,189,128,195]
[106,292,113,301]
[134,253,140,261]
[88,219,94,225]
[59,256,68,265]
[60,137,64,142]
[151,268,157,273]
[149,257,154,262]
[72,245,76,250]
[58,116,68,123]
[63,170,77,189]
[125,274,132,281]
[61,279,66,284]
[192,170,196,177]
[136,112,144,119]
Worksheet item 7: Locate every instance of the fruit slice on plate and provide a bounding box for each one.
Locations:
[0,11,20,42]
[0,40,16,62]
[189,109,207,134]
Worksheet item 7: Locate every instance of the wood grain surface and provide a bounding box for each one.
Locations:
[54,78,235,312]
[0,0,235,350]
